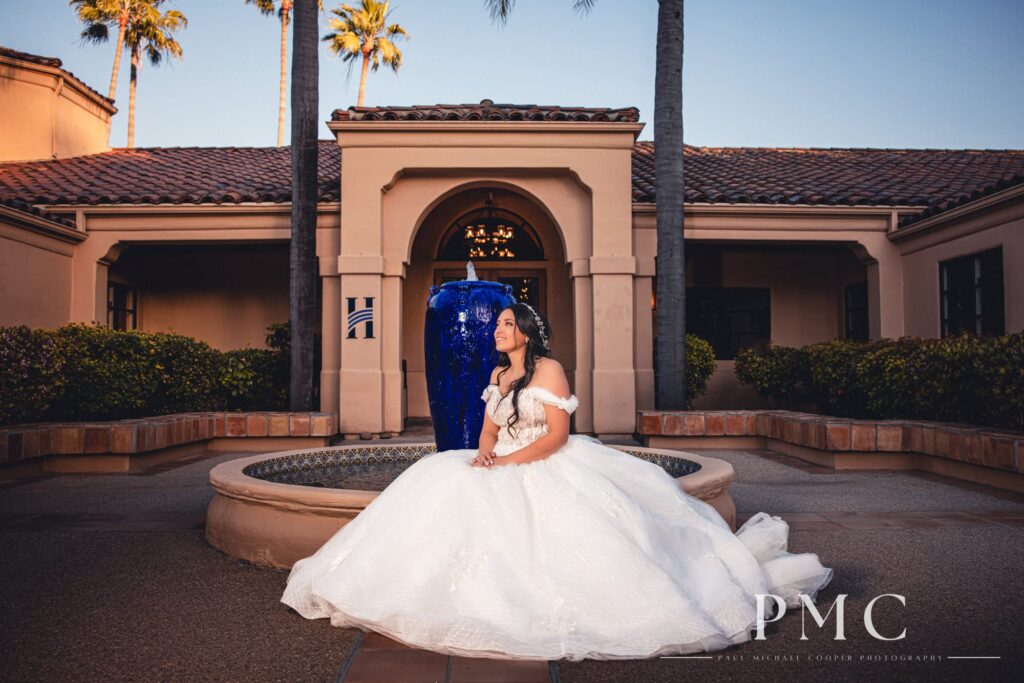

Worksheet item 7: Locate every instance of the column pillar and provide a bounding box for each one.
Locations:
[590,256,637,437]
[570,259,593,433]
[338,255,384,437]
[862,237,905,339]
[633,256,655,411]
[70,237,118,324]
[381,258,406,435]
[318,256,340,418]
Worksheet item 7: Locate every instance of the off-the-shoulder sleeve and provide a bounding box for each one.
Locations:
[530,387,579,415]
[481,384,498,402]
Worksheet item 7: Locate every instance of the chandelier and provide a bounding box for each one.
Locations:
[460,192,517,259]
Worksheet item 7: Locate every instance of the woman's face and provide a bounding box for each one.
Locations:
[494,308,524,354]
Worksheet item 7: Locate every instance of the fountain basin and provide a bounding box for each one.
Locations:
[205,443,737,569]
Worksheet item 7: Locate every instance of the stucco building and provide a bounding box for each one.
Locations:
[2,48,1022,438]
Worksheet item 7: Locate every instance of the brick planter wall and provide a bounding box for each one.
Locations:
[0,411,337,465]
[638,410,1024,490]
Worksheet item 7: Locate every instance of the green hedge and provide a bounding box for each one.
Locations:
[0,322,310,426]
[734,332,1024,430]
[684,334,717,408]
[654,334,717,409]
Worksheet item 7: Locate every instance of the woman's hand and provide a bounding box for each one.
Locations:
[471,449,496,467]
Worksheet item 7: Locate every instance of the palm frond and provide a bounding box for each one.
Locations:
[573,0,595,15]
[485,0,515,25]
[243,0,277,16]
[376,37,402,70]
[78,21,111,45]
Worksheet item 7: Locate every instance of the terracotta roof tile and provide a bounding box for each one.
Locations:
[2,141,1023,231]
[631,144,1024,219]
[332,99,640,123]
[896,172,1024,227]
[0,46,115,107]
[0,143,341,205]
[0,46,63,68]
[0,197,77,229]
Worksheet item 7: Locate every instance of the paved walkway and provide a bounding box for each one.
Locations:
[1,445,1022,682]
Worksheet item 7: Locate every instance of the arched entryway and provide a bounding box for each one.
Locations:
[402,186,575,420]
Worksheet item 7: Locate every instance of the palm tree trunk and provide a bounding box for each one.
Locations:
[357,52,370,107]
[127,46,139,148]
[108,16,128,101]
[289,0,319,411]
[654,0,687,409]
[277,3,291,147]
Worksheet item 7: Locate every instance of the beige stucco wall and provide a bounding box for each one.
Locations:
[328,120,643,437]
[110,243,293,350]
[0,209,82,329]
[897,192,1024,337]
[0,54,114,162]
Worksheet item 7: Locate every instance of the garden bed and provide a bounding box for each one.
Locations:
[0,411,337,474]
[638,409,1023,493]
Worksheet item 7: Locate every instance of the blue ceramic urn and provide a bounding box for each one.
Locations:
[424,272,515,452]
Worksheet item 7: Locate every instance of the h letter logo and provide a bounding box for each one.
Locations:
[346,297,374,339]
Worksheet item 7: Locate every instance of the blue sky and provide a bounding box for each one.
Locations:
[2,0,1022,149]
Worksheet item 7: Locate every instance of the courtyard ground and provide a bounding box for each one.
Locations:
[1,444,1022,683]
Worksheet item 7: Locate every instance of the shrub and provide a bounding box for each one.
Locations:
[734,332,1024,430]
[0,326,66,425]
[220,348,287,411]
[735,343,814,409]
[804,338,876,417]
[44,323,162,421]
[683,334,717,409]
[655,335,717,409]
[0,322,301,425]
[147,331,224,414]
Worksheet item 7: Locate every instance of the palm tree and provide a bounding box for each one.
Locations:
[244,1,323,147]
[323,0,409,107]
[486,0,687,410]
[290,0,319,411]
[72,0,186,147]
[651,1,686,410]
[69,0,134,101]
[245,0,292,147]
[121,4,186,147]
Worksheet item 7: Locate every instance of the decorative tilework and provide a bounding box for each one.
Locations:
[243,445,703,490]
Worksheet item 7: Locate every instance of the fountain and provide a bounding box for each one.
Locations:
[206,443,736,569]
[424,262,515,450]
[205,263,738,569]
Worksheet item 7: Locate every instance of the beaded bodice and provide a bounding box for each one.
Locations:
[481,384,579,450]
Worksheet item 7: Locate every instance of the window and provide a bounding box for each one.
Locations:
[107,281,137,330]
[940,247,1004,337]
[844,282,869,341]
[686,287,771,360]
[437,206,544,261]
[435,269,546,315]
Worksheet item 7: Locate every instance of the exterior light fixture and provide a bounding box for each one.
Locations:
[459,192,518,259]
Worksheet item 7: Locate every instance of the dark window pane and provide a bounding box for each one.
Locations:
[940,247,1004,337]
[686,287,770,360]
[498,276,540,312]
[107,282,138,331]
[844,282,868,341]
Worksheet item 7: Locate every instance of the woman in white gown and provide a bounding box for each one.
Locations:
[281,303,833,661]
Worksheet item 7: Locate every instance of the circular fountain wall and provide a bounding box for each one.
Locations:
[206,443,737,569]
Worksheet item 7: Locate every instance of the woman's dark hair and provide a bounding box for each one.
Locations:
[495,302,552,437]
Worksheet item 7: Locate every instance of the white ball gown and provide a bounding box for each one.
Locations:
[281,384,834,661]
